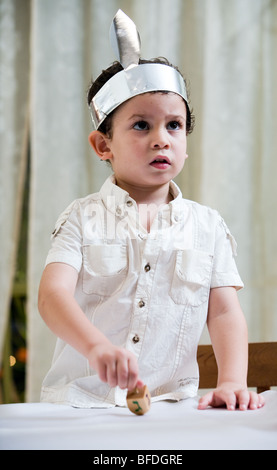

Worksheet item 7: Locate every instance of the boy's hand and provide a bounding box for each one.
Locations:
[198,382,265,411]
[89,342,143,391]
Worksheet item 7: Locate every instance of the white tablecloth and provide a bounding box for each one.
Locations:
[0,391,276,450]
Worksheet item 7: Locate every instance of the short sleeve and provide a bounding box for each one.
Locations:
[211,216,244,290]
[45,200,83,272]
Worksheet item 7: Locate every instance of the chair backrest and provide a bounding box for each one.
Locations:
[197,342,277,393]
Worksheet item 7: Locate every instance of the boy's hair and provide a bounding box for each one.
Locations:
[87,57,195,138]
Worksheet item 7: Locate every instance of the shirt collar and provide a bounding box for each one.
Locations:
[100,174,184,219]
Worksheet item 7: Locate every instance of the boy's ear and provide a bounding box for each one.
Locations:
[88,131,112,161]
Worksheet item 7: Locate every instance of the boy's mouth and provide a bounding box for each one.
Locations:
[150,156,171,169]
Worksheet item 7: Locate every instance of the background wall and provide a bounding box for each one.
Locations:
[0,0,276,402]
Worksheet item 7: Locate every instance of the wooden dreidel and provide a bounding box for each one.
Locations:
[127,385,151,415]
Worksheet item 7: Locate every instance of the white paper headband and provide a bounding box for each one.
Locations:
[89,10,188,130]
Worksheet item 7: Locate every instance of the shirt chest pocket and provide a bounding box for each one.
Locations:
[82,244,128,296]
[170,250,213,306]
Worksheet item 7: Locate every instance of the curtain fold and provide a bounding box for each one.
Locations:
[0,0,276,402]
[0,0,30,366]
[27,0,110,401]
[198,0,277,341]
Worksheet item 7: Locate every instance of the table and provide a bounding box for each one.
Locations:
[0,391,276,450]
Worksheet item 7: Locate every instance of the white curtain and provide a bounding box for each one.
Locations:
[0,0,276,402]
[0,0,30,368]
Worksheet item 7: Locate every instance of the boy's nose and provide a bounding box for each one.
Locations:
[150,128,169,149]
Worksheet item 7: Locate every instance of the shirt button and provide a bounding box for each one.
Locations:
[138,300,145,308]
[126,200,133,207]
[144,263,151,272]
[132,335,140,344]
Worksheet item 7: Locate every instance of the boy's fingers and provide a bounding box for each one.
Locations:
[114,353,141,391]
[126,356,140,391]
[248,391,265,410]
[217,390,236,410]
[106,360,118,388]
[258,394,265,408]
[197,391,214,409]
[97,362,108,384]
[92,346,143,391]
[199,388,266,411]
[198,390,236,410]
[237,389,251,410]
[136,379,145,389]
[116,358,129,389]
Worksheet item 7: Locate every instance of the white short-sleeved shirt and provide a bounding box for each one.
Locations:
[40,175,243,408]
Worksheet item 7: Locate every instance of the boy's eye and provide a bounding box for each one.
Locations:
[167,120,181,130]
[133,120,149,131]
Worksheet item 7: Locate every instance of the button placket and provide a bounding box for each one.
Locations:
[128,241,157,355]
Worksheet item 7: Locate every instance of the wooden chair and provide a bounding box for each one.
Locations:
[197,342,277,393]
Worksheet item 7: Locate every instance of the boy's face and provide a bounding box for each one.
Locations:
[97,92,188,193]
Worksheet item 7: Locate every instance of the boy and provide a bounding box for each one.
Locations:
[39,10,264,411]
